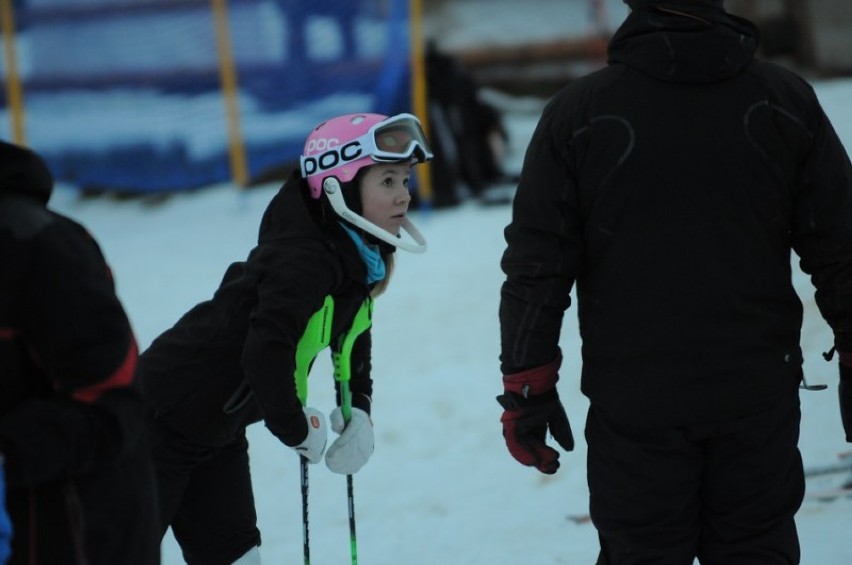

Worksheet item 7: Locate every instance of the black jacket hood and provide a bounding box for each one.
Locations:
[256,171,373,279]
[257,171,330,244]
[609,1,759,83]
[0,141,54,205]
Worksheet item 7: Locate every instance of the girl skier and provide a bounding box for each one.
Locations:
[137,113,433,564]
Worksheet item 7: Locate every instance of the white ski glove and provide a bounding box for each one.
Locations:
[292,407,327,464]
[325,407,374,475]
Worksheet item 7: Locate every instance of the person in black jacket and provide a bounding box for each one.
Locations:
[496,1,852,563]
[138,113,432,564]
[0,140,160,565]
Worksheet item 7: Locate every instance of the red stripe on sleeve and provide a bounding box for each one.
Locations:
[0,327,18,340]
[71,339,139,404]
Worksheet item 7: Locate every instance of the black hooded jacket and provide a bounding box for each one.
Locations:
[0,141,158,564]
[138,172,376,446]
[500,2,852,426]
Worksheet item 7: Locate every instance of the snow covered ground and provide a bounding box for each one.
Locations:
[26,0,850,563]
[48,72,852,563]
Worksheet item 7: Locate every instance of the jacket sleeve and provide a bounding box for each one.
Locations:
[0,218,144,488]
[500,99,583,373]
[241,240,342,446]
[791,98,852,351]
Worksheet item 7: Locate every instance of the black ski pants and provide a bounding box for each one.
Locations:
[586,389,804,565]
[149,418,261,565]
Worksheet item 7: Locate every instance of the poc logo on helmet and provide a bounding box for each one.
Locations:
[302,139,364,176]
[305,137,339,154]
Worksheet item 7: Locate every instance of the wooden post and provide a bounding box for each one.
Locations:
[1,0,26,145]
[409,0,432,206]
[211,0,248,187]
[590,0,609,35]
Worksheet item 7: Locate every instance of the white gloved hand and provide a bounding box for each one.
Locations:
[292,407,327,464]
[325,407,374,475]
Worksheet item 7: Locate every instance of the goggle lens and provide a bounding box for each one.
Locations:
[371,116,433,162]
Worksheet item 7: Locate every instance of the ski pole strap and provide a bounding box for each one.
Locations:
[295,295,335,406]
[333,297,374,422]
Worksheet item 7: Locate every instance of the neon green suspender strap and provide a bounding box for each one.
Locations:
[332,297,374,420]
[294,296,335,406]
[294,295,374,415]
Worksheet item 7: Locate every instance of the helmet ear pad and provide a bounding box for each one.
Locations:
[339,174,363,215]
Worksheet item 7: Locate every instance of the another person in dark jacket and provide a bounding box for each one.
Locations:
[0,140,160,565]
[496,1,852,563]
[138,113,432,564]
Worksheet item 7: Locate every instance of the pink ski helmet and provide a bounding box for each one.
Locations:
[300,112,433,199]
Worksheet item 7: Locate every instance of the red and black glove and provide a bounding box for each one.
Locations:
[838,351,852,443]
[497,355,574,474]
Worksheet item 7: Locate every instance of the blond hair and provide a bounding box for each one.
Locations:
[371,253,394,297]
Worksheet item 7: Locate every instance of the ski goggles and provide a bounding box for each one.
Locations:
[301,113,433,178]
[366,113,434,163]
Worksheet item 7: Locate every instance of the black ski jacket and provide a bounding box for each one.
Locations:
[0,141,158,564]
[500,1,852,426]
[139,172,376,446]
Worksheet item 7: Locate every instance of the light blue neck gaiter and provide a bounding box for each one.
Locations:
[340,223,386,285]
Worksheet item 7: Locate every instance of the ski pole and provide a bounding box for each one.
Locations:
[805,460,852,478]
[294,296,335,565]
[799,372,828,391]
[332,297,374,565]
[340,380,359,565]
[299,454,310,565]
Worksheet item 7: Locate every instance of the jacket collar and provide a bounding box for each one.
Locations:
[608,1,759,83]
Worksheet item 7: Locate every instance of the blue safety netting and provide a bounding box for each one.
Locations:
[0,0,412,192]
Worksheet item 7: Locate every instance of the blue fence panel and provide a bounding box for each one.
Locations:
[0,0,412,192]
